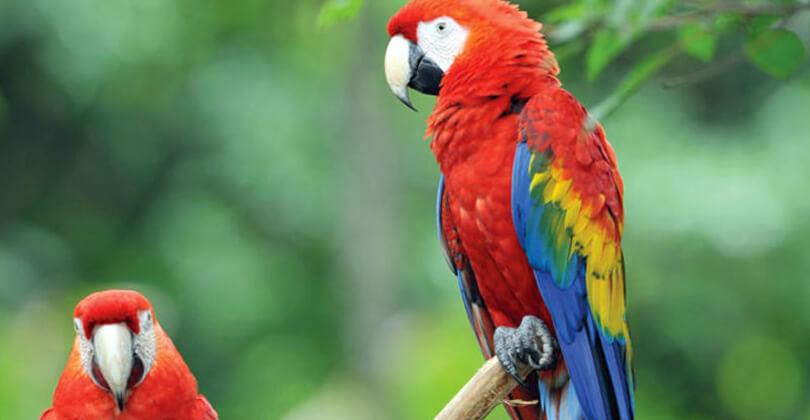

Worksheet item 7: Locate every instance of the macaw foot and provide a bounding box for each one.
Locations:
[494,315,557,388]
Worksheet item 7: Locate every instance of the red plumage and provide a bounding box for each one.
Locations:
[399,0,558,329]
[518,88,624,240]
[42,290,218,420]
[388,1,631,419]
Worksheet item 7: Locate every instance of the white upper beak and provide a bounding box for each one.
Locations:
[93,323,133,408]
[384,34,415,110]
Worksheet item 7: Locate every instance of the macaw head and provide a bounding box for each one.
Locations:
[72,290,157,412]
[384,0,553,110]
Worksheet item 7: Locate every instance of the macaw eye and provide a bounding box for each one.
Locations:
[74,319,81,333]
[436,21,447,33]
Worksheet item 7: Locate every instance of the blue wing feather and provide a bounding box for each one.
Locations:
[437,174,476,327]
[512,142,634,420]
[437,174,495,359]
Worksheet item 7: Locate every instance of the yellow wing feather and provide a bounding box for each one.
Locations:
[535,162,629,340]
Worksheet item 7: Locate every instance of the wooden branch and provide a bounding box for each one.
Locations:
[435,356,532,420]
[645,1,810,31]
[661,49,745,89]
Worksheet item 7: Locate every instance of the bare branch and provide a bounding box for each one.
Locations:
[434,356,532,420]
[661,49,746,88]
[646,1,810,31]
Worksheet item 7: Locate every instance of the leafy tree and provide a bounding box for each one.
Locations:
[321,0,809,119]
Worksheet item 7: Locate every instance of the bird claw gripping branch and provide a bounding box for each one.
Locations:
[494,315,557,387]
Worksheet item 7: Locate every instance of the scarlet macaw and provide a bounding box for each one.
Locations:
[41,290,218,420]
[384,1,634,419]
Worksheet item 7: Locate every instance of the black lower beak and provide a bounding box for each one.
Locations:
[115,392,125,411]
[408,43,444,97]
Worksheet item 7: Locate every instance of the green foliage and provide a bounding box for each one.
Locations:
[747,14,780,39]
[0,92,7,129]
[716,335,804,420]
[0,1,809,420]
[745,29,806,78]
[544,0,810,118]
[679,24,717,62]
[317,0,365,29]
[713,12,745,33]
[544,2,590,23]
[319,0,809,118]
[590,45,679,121]
[586,28,636,81]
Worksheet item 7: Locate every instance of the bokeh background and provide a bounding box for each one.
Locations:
[1,0,809,419]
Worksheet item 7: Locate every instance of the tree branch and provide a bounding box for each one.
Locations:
[645,1,810,31]
[661,49,746,88]
[434,356,532,420]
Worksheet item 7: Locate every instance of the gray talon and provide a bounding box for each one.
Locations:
[494,315,557,388]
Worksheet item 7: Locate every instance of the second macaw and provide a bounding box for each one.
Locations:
[41,289,218,420]
[384,1,634,419]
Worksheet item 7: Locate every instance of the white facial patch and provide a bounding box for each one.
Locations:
[416,17,469,73]
[132,309,156,387]
[75,318,96,384]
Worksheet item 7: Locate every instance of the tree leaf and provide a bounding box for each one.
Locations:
[543,2,589,23]
[679,24,717,62]
[746,14,779,40]
[547,21,587,44]
[714,12,744,33]
[745,29,806,79]
[316,0,364,29]
[553,39,586,65]
[639,0,672,21]
[586,28,633,81]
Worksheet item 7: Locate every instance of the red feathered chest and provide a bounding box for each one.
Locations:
[435,110,553,330]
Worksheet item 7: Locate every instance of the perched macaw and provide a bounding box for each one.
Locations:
[41,290,218,420]
[384,1,634,419]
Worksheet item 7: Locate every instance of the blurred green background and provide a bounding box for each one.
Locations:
[0,0,809,419]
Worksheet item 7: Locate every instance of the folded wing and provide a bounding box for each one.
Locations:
[511,88,634,420]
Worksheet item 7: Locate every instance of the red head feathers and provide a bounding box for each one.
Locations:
[387,0,540,41]
[42,289,218,420]
[385,0,559,164]
[74,290,152,338]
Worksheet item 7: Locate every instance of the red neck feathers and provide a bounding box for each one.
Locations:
[425,1,559,168]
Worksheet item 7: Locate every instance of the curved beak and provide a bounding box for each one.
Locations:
[384,35,444,111]
[93,323,133,412]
